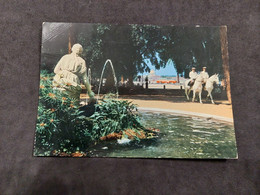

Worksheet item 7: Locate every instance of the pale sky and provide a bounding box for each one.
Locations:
[144,59,177,76]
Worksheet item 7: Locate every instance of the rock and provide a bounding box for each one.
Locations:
[79,102,100,117]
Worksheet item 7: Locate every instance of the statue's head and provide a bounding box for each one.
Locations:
[71,44,83,55]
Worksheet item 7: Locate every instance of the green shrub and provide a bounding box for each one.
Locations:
[90,98,144,140]
[34,71,92,156]
[34,71,146,156]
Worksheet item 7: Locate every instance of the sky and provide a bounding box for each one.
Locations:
[142,59,177,76]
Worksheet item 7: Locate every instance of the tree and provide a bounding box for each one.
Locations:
[220,26,232,103]
[76,24,166,86]
[157,26,224,81]
[41,24,226,96]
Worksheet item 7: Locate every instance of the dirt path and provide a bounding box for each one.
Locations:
[118,95,233,119]
[80,94,233,119]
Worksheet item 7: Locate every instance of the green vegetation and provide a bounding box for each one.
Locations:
[34,71,146,156]
[35,71,91,156]
[90,98,144,141]
[42,24,224,81]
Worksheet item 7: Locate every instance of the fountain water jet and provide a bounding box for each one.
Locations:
[97,59,118,100]
[88,68,91,85]
[84,68,92,105]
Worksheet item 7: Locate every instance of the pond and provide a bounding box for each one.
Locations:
[88,111,237,159]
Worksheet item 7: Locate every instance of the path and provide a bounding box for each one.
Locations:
[118,95,233,119]
[80,94,233,119]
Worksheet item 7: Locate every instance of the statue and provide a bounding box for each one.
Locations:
[53,43,95,102]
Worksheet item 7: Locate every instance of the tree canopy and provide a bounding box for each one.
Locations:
[41,23,224,80]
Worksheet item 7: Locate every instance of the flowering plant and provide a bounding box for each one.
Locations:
[34,71,150,156]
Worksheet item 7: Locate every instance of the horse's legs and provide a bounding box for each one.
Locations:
[188,89,191,99]
[199,92,203,104]
[185,88,189,100]
[192,91,196,102]
[206,92,209,100]
[209,92,215,104]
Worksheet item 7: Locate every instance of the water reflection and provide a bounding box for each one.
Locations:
[89,112,237,159]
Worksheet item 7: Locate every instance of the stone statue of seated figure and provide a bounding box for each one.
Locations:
[53,43,95,102]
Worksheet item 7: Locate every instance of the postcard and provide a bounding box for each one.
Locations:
[34,22,237,158]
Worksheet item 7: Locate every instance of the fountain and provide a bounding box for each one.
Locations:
[81,59,118,116]
[88,68,91,85]
[87,112,237,158]
[97,59,118,100]
[84,68,92,105]
[83,60,237,159]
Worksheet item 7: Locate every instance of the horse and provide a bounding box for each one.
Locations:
[204,74,219,104]
[184,79,194,100]
[184,75,205,101]
[192,74,206,104]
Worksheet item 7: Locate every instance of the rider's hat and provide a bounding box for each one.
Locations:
[192,67,196,70]
[203,66,207,69]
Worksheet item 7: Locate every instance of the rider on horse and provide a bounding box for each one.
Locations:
[188,67,198,86]
[199,66,209,89]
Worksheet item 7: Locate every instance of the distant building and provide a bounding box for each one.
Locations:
[148,70,161,83]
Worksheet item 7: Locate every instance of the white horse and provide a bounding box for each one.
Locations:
[192,74,205,103]
[205,74,219,104]
[184,75,205,102]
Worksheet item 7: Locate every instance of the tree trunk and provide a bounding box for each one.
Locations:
[68,31,72,54]
[68,27,75,54]
[177,74,180,83]
[220,26,232,103]
[128,75,134,87]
